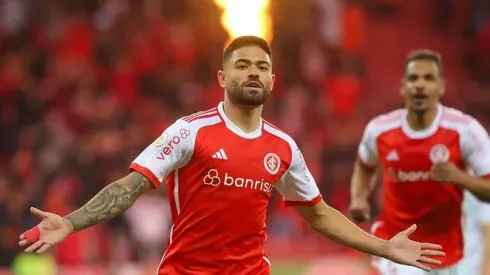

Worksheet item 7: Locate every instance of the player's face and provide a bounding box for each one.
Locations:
[218,46,275,107]
[401,60,444,112]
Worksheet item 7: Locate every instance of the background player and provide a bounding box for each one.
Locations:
[461,190,490,275]
[349,49,490,275]
[20,37,443,274]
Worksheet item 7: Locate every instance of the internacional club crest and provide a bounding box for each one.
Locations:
[429,144,450,164]
[264,153,280,175]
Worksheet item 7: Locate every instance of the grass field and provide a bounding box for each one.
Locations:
[271,260,308,275]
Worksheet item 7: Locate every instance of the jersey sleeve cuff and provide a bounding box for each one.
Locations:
[357,152,377,169]
[284,194,322,207]
[129,163,160,188]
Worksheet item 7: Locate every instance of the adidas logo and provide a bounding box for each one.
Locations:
[386,149,399,161]
[212,148,228,160]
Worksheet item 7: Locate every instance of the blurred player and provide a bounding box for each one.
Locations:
[461,190,490,275]
[20,37,444,275]
[349,49,490,275]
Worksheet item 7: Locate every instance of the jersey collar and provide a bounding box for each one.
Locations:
[217,101,263,139]
[401,103,443,139]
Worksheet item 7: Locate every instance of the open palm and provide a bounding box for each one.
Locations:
[386,224,445,271]
[19,207,71,254]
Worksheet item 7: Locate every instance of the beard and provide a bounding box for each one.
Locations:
[225,81,271,107]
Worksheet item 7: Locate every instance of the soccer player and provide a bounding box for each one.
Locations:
[461,190,490,275]
[20,37,443,275]
[349,49,490,275]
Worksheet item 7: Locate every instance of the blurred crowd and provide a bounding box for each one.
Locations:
[0,0,489,269]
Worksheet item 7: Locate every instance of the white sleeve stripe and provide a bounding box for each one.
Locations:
[181,107,218,122]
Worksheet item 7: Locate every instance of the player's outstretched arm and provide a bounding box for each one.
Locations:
[65,171,153,231]
[19,171,153,253]
[294,200,445,272]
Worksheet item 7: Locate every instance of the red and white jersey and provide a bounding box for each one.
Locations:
[358,104,490,267]
[130,102,322,275]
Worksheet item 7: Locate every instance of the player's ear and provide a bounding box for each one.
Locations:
[270,74,276,91]
[217,70,226,88]
[439,77,446,96]
[399,79,405,96]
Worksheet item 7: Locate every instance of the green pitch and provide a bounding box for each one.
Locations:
[271,260,308,275]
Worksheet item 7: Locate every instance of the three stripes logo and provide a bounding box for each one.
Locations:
[212,148,228,160]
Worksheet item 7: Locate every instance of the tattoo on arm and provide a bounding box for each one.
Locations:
[65,172,153,232]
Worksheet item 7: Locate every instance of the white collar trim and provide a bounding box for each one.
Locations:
[401,104,443,139]
[217,102,263,139]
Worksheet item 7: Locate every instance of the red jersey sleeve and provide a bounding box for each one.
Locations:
[129,119,196,188]
[274,141,322,206]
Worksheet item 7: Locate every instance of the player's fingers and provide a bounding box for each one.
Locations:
[22,226,40,244]
[418,256,441,265]
[403,224,417,236]
[19,239,28,246]
[24,240,44,253]
[420,243,443,250]
[36,243,51,254]
[30,207,49,219]
[421,249,445,257]
[19,234,25,240]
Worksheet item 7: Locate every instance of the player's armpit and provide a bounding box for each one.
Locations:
[64,172,153,233]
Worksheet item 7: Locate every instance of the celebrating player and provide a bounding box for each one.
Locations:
[349,49,490,275]
[461,190,490,275]
[20,37,444,275]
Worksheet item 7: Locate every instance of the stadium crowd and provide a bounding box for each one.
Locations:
[0,0,489,270]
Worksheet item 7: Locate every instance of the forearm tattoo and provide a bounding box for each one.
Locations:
[65,172,153,232]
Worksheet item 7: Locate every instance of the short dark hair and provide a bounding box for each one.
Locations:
[404,49,443,75]
[223,36,272,64]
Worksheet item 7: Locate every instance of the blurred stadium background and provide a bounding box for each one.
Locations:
[0,0,489,274]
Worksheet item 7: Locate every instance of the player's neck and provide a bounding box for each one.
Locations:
[406,107,438,130]
[222,100,262,133]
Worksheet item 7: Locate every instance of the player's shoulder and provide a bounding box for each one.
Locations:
[439,105,487,137]
[440,106,476,127]
[176,107,223,130]
[262,119,298,150]
[365,108,404,135]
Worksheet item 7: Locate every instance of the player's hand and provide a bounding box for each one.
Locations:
[430,162,464,183]
[385,224,445,272]
[18,207,72,253]
[349,199,371,222]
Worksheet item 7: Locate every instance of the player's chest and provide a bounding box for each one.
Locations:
[194,138,289,195]
[377,134,462,170]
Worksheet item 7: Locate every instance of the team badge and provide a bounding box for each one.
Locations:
[153,132,168,147]
[429,144,450,164]
[264,153,281,175]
